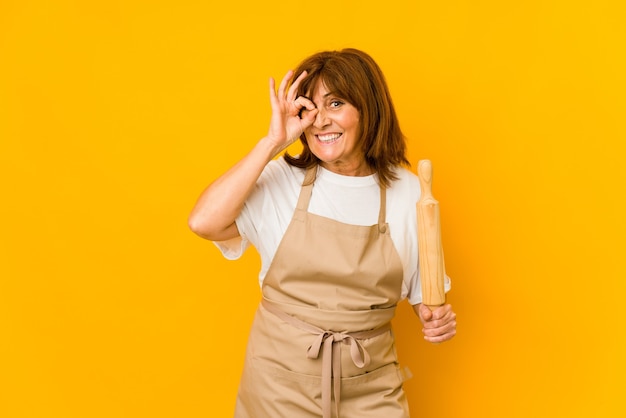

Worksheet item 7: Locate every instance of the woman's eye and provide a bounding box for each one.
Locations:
[329,100,343,108]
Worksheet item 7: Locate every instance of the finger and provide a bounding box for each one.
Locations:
[423,310,456,330]
[299,107,318,127]
[294,95,315,108]
[430,304,452,320]
[424,329,456,344]
[287,70,308,102]
[277,70,294,100]
[419,304,433,323]
[294,95,316,115]
[423,319,457,341]
[269,77,278,106]
[423,316,456,334]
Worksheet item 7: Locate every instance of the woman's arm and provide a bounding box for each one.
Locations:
[188,137,281,241]
[188,70,318,241]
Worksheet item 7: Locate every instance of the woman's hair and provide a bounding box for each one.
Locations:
[284,48,409,188]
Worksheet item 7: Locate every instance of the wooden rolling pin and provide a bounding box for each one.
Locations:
[417,160,446,310]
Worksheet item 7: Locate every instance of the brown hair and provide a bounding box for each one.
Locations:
[283,48,410,188]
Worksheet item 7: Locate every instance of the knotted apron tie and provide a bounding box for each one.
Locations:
[261,299,392,418]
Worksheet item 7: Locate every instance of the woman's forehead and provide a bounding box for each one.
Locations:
[309,78,349,102]
[309,79,331,98]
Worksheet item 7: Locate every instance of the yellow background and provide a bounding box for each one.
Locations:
[1,0,624,417]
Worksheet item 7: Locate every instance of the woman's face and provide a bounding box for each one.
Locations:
[302,81,368,176]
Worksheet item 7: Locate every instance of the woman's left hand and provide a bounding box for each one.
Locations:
[414,303,457,343]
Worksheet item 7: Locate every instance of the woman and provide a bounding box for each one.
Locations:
[189,48,457,418]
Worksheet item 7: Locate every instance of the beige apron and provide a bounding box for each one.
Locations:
[235,166,410,418]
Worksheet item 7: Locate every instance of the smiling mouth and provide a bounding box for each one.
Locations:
[317,133,342,144]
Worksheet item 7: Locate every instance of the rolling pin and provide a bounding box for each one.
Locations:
[417,159,446,310]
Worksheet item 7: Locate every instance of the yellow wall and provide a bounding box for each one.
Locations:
[1,1,624,417]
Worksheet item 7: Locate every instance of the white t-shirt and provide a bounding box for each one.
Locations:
[215,157,450,305]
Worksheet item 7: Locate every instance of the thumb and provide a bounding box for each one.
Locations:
[300,107,318,127]
[419,303,433,323]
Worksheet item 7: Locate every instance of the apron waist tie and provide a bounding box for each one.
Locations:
[261,299,391,418]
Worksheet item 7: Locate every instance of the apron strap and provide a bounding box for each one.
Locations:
[295,166,317,211]
[262,298,391,418]
[378,185,387,233]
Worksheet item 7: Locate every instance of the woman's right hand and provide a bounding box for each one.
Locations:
[266,70,318,154]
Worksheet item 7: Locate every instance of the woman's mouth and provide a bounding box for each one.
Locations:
[317,133,342,144]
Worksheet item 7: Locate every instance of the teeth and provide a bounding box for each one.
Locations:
[318,133,341,143]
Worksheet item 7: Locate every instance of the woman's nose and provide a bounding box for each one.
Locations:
[313,108,329,128]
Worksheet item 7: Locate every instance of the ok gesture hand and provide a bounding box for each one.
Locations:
[266,70,318,154]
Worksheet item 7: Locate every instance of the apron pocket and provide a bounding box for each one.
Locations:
[236,360,323,418]
[339,362,410,418]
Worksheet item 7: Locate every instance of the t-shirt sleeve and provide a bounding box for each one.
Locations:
[212,234,250,260]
